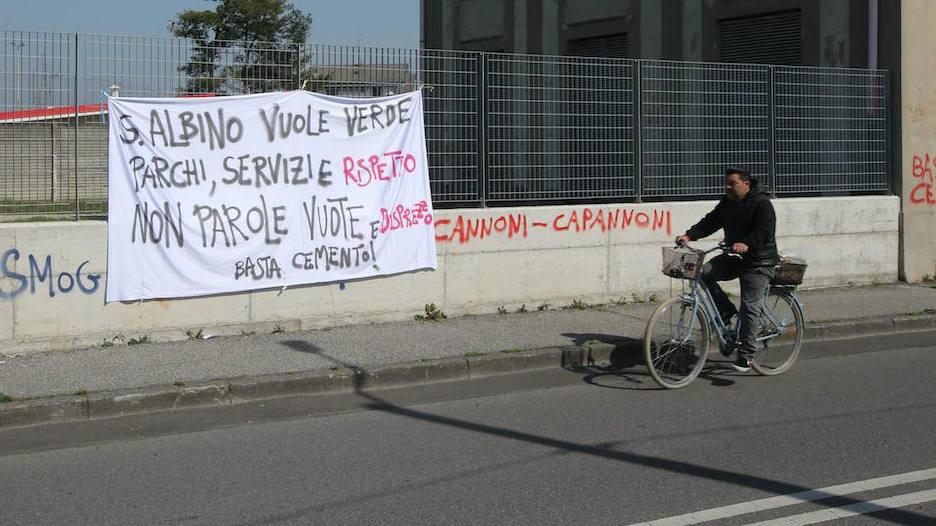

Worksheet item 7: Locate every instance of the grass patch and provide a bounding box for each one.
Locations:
[500,348,523,354]
[0,393,13,403]
[127,335,150,345]
[415,303,447,321]
[515,304,528,314]
[464,352,487,358]
[0,199,107,221]
[185,329,203,340]
[272,324,286,333]
[73,389,88,396]
[537,302,551,311]
[173,381,186,387]
[566,299,591,310]
[497,306,508,315]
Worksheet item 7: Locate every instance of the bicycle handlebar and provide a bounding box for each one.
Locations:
[675,240,739,257]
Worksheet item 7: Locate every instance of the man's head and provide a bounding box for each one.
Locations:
[724,166,753,201]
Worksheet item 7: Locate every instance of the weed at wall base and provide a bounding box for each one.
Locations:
[415,303,447,321]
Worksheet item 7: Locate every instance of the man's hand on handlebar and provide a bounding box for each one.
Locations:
[675,235,691,247]
[732,242,750,254]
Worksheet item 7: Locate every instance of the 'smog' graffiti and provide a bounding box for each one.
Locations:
[435,207,672,244]
[911,154,936,205]
[0,249,101,299]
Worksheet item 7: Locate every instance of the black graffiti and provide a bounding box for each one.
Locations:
[300,196,364,241]
[291,242,376,272]
[220,154,332,188]
[130,156,207,191]
[132,200,185,248]
[192,195,288,248]
[149,108,243,150]
[234,256,283,281]
[343,96,413,137]
[117,114,142,145]
[259,104,330,141]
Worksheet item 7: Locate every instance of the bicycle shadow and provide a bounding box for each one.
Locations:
[560,332,740,389]
[240,340,934,526]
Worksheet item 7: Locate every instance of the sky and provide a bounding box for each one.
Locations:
[1,0,420,49]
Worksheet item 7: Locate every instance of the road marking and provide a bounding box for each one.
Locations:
[742,488,936,525]
[626,467,936,526]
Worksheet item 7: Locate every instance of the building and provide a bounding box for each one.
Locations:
[421,0,899,69]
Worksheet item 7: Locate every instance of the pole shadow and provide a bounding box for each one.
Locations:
[238,343,933,526]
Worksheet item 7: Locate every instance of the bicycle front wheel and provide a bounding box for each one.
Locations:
[644,297,710,389]
[751,288,804,376]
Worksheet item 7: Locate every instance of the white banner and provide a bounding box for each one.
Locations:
[106,90,436,302]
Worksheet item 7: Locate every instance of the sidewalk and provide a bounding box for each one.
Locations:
[1,282,935,428]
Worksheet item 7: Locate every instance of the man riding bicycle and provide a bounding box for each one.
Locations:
[676,167,778,372]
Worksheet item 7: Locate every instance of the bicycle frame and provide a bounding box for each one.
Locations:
[674,248,805,351]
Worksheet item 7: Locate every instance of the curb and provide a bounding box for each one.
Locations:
[2,315,934,430]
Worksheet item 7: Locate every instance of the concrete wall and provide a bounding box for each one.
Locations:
[0,196,898,355]
[901,0,936,281]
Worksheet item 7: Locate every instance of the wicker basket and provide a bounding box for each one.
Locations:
[773,256,807,285]
[662,247,705,280]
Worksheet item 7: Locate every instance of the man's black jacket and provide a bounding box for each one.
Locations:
[685,188,778,267]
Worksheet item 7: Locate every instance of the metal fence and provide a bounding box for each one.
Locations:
[0,31,890,218]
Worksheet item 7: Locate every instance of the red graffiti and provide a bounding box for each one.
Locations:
[434,207,672,244]
[552,207,671,235]
[911,153,936,205]
[434,214,527,244]
[380,200,432,234]
[343,150,418,188]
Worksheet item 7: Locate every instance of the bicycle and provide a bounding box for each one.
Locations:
[643,242,807,389]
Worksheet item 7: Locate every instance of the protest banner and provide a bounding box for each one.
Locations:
[106,90,436,302]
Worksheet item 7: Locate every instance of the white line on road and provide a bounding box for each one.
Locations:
[741,488,936,526]
[625,467,936,526]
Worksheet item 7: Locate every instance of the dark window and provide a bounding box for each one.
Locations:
[718,10,801,65]
[567,33,629,58]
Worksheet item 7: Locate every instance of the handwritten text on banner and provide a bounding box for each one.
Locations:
[106,90,436,302]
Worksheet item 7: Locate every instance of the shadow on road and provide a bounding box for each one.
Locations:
[234,342,933,526]
[560,332,738,389]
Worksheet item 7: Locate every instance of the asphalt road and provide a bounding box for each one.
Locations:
[1,331,934,526]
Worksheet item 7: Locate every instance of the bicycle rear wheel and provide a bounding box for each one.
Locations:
[644,297,710,389]
[751,288,804,375]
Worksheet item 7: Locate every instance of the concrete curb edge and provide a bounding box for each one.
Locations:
[2,315,934,429]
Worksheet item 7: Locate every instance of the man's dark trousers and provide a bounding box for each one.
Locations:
[700,254,775,358]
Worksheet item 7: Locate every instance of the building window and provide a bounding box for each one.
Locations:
[718,10,801,65]
[567,33,629,58]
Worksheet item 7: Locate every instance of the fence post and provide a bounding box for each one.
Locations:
[767,65,777,198]
[295,42,303,89]
[634,60,643,203]
[476,52,487,207]
[74,32,80,220]
[884,71,894,196]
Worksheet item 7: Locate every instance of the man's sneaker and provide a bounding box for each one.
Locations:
[730,355,752,372]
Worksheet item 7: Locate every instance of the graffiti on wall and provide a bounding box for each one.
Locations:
[0,249,102,300]
[911,153,936,205]
[434,207,673,244]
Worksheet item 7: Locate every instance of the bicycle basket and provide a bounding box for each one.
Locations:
[772,256,807,285]
[661,247,705,280]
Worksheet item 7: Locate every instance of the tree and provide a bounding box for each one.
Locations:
[169,0,312,94]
